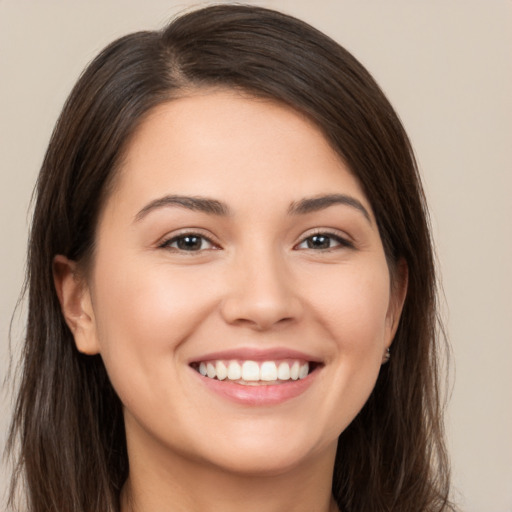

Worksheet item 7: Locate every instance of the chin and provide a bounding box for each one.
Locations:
[187,423,337,478]
[205,447,318,477]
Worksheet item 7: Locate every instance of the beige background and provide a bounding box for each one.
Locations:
[1,1,511,510]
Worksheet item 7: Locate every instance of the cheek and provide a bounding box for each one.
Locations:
[89,254,216,396]
[298,261,391,435]
[304,260,392,353]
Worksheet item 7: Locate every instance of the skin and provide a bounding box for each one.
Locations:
[54,89,407,512]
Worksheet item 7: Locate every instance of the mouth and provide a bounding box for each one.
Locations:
[190,359,319,386]
[188,349,323,405]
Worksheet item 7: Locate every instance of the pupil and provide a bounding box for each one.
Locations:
[308,235,330,249]
[178,236,202,250]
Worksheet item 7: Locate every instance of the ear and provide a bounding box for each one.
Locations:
[53,255,100,355]
[385,258,409,348]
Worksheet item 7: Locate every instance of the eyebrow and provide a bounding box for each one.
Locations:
[134,195,230,222]
[288,194,372,223]
[134,193,371,223]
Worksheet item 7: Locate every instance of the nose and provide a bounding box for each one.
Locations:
[219,249,303,331]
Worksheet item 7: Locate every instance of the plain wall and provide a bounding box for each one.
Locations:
[1,1,511,510]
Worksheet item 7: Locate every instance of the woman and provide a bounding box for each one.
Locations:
[7,4,455,511]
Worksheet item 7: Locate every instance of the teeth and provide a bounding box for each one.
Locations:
[195,360,311,383]
[242,361,260,381]
[277,361,290,380]
[260,361,278,381]
[216,361,228,380]
[227,361,242,380]
[290,361,300,380]
[206,362,216,379]
[299,363,309,379]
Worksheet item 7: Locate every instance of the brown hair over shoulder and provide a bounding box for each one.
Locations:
[7,5,454,511]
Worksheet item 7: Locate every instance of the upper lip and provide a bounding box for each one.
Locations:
[188,347,323,364]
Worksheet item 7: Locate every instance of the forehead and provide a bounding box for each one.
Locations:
[103,89,372,222]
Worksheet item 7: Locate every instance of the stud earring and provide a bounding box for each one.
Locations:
[382,347,391,364]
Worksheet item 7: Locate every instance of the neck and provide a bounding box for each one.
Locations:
[120,434,339,512]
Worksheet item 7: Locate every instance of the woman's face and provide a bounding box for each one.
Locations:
[70,90,405,476]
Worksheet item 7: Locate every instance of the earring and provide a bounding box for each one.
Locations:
[382,347,391,364]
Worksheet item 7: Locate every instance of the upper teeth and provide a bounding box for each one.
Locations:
[197,360,310,382]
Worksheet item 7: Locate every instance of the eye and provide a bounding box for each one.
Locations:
[295,232,353,250]
[159,233,217,252]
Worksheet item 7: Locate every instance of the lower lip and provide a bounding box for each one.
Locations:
[192,369,318,406]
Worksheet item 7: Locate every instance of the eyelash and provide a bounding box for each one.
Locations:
[158,232,218,252]
[158,230,353,253]
[294,230,354,251]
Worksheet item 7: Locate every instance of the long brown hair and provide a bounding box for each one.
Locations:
[7,5,454,511]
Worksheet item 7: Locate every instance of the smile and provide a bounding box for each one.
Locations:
[189,349,322,405]
[192,359,311,385]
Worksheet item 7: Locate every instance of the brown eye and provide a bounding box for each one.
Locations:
[306,234,332,249]
[296,233,353,250]
[161,234,215,252]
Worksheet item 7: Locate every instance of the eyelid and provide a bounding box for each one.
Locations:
[157,228,221,251]
[294,228,355,250]
[155,227,354,252]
